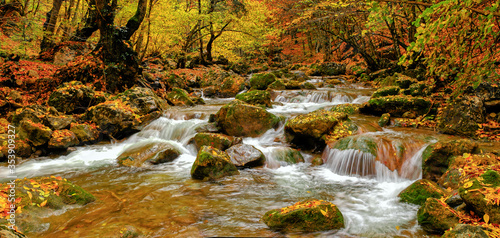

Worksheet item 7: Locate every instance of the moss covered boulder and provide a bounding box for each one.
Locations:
[438,96,486,137]
[201,69,246,97]
[226,144,265,168]
[0,135,32,160]
[117,141,181,167]
[235,90,272,108]
[250,73,276,90]
[0,177,95,233]
[442,224,488,238]
[372,86,400,98]
[47,81,106,114]
[85,100,141,138]
[360,95,432,117]
[215,100,280,137]
[193,133,241,151]
[262,199,344,232]
[45,114,74,130]
[18,119,53,147]
[268,79,286,90]
[422,139,477,182]
[48,129,80,149]
[398,179,446,205]
[166,87,195,106]
[9,105,52,126]
[417,198,460,234]
[116,86,168,115]
[69,123,99,145]
[330,104,360,115]
[285,109,352,150]
[191,146,239,180]
[459,170,500,224]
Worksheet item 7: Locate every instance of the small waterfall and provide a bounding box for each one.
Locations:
[272,91,354,104]
[323,149,376,177]
[400,145,428,179]
[129,117,204,145]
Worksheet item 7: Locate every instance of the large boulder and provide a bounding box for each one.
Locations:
[84,100,142,138]
[190,146,239,180]
[438,96,486,137]
[215,100,281,137]
[360,95,432,117]
[459,170,500,224]
[262,199,344,232]
[398,179,446,206]
[18,119,53,147]
[117,141,181,167]
[417,197,460,234]
[69,123,100,145]
[422,139,477,182]
[48,129,80,149]
[285,110,353,151]
[330,104,360,115]
[372,86,400,98]
[235,90,272,108]
[249,73,276,90]
[193,133,241,151]
[166,87,195,106]
[47,81,106,114]
[116,87,168,115]
[226,144,265,168]
[201,69,246,97]
[9,105,50,126]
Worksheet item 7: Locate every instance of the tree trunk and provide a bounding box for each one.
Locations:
[40,0,63,53]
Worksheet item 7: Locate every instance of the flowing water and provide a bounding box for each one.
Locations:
[1,78,446,237]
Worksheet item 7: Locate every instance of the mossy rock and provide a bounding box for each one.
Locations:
[250,73,276,90]
[0,134,32,160]
[47,81,106,114]
[300,82,316,89]
[116,86,168,115]
[372,86,401,98]
[8,105,52,126]
[309,62,346,76]
[0,177,95,216]
[201,71,246,97]
[84,100,142,138]
[417,197,460,234]
[271,147,305,164]
[378,113,391,127]
[403,82,431,97]
[459,170,500,224]
[360,95,432,117]
[398,179,446,205]
[117,141,181,167]
[422,139,477,182]
[395,74,418,89]
[330,104,360,115]
[235,90,272,108]
[190,146,239,180]
[285,109,348,150]
[48,129,79,149]
[215,100,280,137]
[262,199,344,232]
[268,79,286,90]
[226,144,266,168]
[166,87,195,106]
[332,135,378,157]
[438,95,486,137]
[442,224,488,238]
[45,114,74,130]
[18,119,53,147]
[69,123,99,145]
[193,133,241,151]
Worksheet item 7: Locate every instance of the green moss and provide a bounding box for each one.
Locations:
[399,179,445,205]
[235,90,271,107]
[481,170,500,186]
[250,73,276,90]
[191,146,239,180]
[333,135,378,157]
[372,86,401,98]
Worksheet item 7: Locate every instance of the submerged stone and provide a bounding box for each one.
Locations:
[117,141,181,167]
[191,146,239,180]
[262,199,344,232]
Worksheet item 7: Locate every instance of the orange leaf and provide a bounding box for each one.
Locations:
[40,200,47,207]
